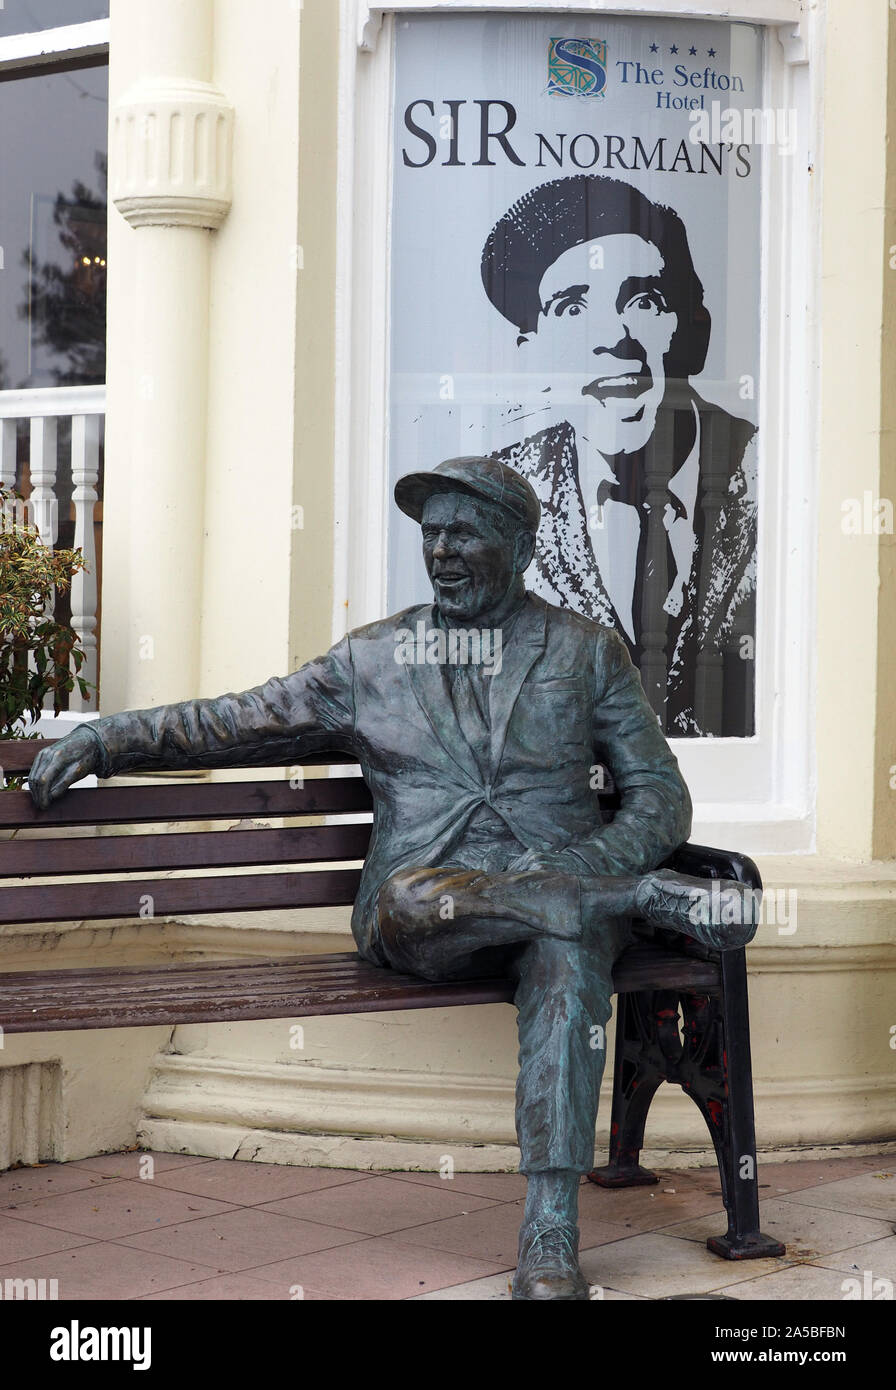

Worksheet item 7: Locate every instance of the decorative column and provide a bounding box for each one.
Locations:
[102,0,233,712]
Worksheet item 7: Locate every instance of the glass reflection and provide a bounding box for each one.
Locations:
[0,62,107,388]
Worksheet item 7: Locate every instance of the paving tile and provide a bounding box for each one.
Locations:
[817,1235,896,1285]
[753,1156,892,1195]
[69,1150,215,1178]
[590,1166,720,1192]
[139,1272,337,1300]
[578,1232,796,1299]
[149,1160,373,1205]
[410,1269,645,1300]
[0,1178,235,1239]
[587,1168,730,1208]
[395,1198,627,1266]
[660,1197,894,1261]
[118,1206,363,1273]
[0,1212,95,1261]
[2,1150,885,1300]
[410,1269,516,1300]
[579,1180,732,1234]
[385,1171,528,1202]
[0,1241,217,1300]
[247,1234,507,1300]
[717,1263,863,1301]
[258,1174,500,1236]
[0,1163,119,1206]
[779,1170,896,1222]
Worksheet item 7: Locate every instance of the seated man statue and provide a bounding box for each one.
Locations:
[29,456,758,1301]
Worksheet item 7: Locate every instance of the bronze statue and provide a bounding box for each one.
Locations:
[30,456,758,1300]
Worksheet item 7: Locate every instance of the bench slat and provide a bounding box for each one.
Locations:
[0,824,373,877]
[0,953,514,1030]
[0,739,57,773]
[0,947,719,1033]
[0,867,363,924]
[0,742,365,776]
[1,949,364,987]
[0,778,373,828]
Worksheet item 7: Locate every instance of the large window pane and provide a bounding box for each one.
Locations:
[0,2,107,39]
[0,61,107,387]
[388,14,763,738]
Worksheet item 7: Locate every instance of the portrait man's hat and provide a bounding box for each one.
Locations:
[394,456,541,533]
[480,173,711,377]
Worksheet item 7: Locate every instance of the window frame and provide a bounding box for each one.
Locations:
[0,18,109,77]
[335,0,818,853]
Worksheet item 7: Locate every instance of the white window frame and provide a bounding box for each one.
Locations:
[0,18,108,73]
[333,0,819,855]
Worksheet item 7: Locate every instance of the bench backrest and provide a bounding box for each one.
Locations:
[0,740,622,927]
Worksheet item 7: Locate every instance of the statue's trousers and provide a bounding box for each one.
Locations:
[377,866,633,1175]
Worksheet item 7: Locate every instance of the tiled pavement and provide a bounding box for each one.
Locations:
[0,1150,892,1300]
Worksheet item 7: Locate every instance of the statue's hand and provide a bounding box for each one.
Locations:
[28,727,101,811]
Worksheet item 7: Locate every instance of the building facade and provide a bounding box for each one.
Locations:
[2,0,895,1172]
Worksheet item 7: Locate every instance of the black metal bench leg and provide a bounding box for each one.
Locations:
[587,989,662,1189]
[701,948,785,1259]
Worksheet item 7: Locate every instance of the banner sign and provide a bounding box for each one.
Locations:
[388,13,767,737]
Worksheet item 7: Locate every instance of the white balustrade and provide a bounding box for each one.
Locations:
[69,413,100,712]
[0,385,105,713]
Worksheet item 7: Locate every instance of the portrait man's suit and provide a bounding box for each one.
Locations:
[495,387,757,738]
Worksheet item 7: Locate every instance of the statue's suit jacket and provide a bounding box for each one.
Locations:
[495,389,758,736]
[84,594,692,965]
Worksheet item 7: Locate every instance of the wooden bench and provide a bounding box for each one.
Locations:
[0,738,785,1261]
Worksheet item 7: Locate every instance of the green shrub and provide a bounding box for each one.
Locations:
[0,486,92,746]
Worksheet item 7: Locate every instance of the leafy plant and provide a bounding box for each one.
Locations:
[0,487,92,745]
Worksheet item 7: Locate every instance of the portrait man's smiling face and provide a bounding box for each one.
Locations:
[519,233,678,458]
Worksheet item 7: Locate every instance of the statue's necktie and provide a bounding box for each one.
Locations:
[450,660,492,780]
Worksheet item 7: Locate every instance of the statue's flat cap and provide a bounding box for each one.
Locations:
[394,456,540,532]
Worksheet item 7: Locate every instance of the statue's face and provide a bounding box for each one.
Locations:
[520,233,678,456]
[421,492,516,622]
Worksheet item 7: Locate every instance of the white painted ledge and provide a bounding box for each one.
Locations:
[139,1054,896,1172]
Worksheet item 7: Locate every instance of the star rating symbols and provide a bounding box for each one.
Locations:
[646,39,719,60]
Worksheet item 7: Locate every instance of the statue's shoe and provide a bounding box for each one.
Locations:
[511,1221,590,1301]
[634,869,761,949]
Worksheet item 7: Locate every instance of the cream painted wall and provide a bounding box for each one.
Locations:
[816,0,894,862]
[873,14,896,861]
[200,0,305,695]
[290,0,340,671]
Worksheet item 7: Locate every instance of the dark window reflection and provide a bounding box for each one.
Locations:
[0,62,107,388]
[0,2,108,38]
